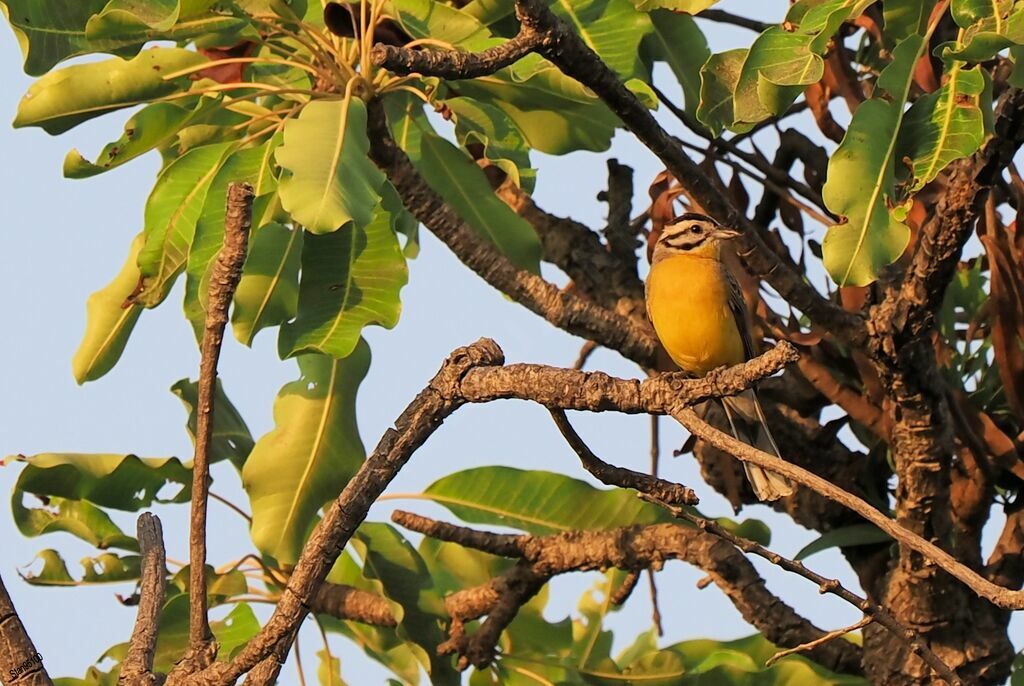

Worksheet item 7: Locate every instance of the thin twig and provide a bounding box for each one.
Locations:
[209,490,253,523]
[180,182,254,672]
[646,496,959,684]
[120,513,167,686]
[765,616,873,667]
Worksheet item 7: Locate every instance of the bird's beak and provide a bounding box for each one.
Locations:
[713,227,742,240]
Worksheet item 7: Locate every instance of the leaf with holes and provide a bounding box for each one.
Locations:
[6,452,191,511]
[243,345,368,565]
[12,492,138,551]
[20,549,141,586]
[898,64,991,193]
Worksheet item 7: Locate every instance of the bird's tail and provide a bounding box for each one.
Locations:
[720,389,795,502]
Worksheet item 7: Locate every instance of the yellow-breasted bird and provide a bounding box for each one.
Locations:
[645,212,794,501]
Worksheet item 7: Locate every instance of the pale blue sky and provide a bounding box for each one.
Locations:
[0,2,1018,683]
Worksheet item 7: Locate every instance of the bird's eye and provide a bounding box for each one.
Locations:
[690,226,700,234]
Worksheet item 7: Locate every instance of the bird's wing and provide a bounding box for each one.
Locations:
[725,269,757,361]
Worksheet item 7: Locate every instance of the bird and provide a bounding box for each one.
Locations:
[645,212,794,501]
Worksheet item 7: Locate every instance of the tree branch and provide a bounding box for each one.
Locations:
[310,583,397,627]
[174,182,253,677]
[0,573,52,686]
[392,510,864,675]
[120,513,167,686]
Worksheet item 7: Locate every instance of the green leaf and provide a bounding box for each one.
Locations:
[63,97,220,179]
[151,596,259,672]
[72,232,145,384]
[457,64,619,154]
[170,377,255,470]
[422,467,671,535]
[584,650,687,685]
[898,65,990,192]
[278,201,408,359]
[136,142,234,307]
[549,0,651,78]
[13,48,206,134]
[882,0,929,43]
[85,0,181,39]
[641,10,710,116]
[447,96,536,192]
[318,649,348,686]
[352,523,460,685]
[390,103,541,272]
[731,29,818,124]
[822,33,927,286]
[944,1,1024,62]
[6,452,191,511]
[243,346,369,564]
[696,49,749,136]
[232,221,303,346]
[19,549,141,586]
[12,491,138,551]
[184,141,279,332]
[795,523,892,560]
[276,98,386,234]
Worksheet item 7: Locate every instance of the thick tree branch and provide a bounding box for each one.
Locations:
[393,511,864,675]
[120,513,167,686]
[0,573,52,686]
[370,28,545,79]
[366,98,660,367]
[173,182,253,678]
[310,583,397,627]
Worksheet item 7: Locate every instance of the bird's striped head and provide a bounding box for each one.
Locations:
[651,212,740,263]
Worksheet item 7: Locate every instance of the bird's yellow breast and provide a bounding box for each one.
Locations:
[646,254,746,375]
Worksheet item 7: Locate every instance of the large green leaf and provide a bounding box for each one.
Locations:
[12,493,138,551]
[85,0,182,39]
[459,64,620,154]
[243,346,369,564]
[731,28,818,125]
[822,34,926,286]
[352,523,460,685]
[64,97,220,179]
[632,0,717,10]
[19,549,141,586]
[549,0,651,78]
[72,232,145,384]
[641,10,710,116]
[171,377,255,470]
[276,98,386,234]
[898,65,990,192]
[278,201,408,359]
[136,142,234,307]
[0,0,239,75]
[422,467,671,535]
[390,103,541,272]
[387,0,494,47]
[696,49,749,136]
[232,221,303,346]
[6,452,191,511]
[184,141,279,332]
[13,48,205,134]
